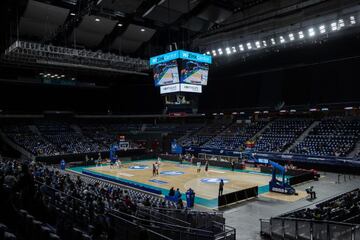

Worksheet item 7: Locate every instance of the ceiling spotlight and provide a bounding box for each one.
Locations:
[331,22,337,31]
[95,18,100,22]
[140,28,145,32]
[289,33,295,41]
[298,31,304,39]
[338,19,344,29]
[350,16,356,25]
[319,25,326,34]
[61,75,65,77]
[117,23,123,27]
[308,28,315,37]
[225,47,231,54]
[279,36,285,43]
[70,13,76,16]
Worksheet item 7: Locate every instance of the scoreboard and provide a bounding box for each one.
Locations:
[150,50,212,94]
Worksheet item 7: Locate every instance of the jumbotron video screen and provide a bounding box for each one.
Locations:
[180,60,209,85]
[153,60,180,87]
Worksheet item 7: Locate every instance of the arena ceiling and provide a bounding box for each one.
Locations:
[1,0,269,56]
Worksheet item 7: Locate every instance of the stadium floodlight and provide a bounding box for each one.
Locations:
[290,109,296,113]
[255,41,261,48]
[254,111,260,114]
[270,38,276,45]
[298,31,304,39]
[279,110,287,113]
[239,44,244,51]
[117,23,123,27]
[350,16,356,25]
[70,13,76,16]
[288,33,295,41]
[279,36,285,43]
[39,73,44,75]
[308,28,315,37]
[331,22,337,31]
[338,19,345,29]
[95,18,100,22]
[309,108,318,112]
[225,47,231,55]
[240,112,245,115]
[212,113,217,116]
[344,106,353,110]
[262,40,267,47]
[219,113,224,115]
[232,112,238,115]
[218,48,223,55]
[319,25,326,34]
[321,108,329,111]
[140,28,146,32]
[246,42,252,50]
[212,50,217,56]
[263,111,269,114]
[231,46,237,53]
[61,74,65,77]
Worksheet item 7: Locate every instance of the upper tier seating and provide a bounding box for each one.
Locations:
[201,121,268,150]
[253,118,313,153]
[290,117,360,157]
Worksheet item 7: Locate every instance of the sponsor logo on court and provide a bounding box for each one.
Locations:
[149,179,168,184]
[128,165,149,170]
[160,171,185,176]
[200,178,229,184]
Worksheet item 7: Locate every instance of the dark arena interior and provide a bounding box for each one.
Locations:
[1,0,360,239]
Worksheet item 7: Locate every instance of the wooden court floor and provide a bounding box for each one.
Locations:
[85,160,271,200]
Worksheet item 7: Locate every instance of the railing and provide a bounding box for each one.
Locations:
[260,217,360,240]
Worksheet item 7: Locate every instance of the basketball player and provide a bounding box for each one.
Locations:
[152,163,156,177]
[205,161,209,173]
[219,179,224,196]
[196,161,201,173]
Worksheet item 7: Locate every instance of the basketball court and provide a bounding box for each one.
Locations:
[67,159,304,208]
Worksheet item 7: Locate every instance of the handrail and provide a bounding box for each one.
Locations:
[271,216,358,227]
[111,208,214,235]
[137,206,191,227]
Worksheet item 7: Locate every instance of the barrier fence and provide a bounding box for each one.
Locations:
[260,217,360,240]
[218,186,258,207]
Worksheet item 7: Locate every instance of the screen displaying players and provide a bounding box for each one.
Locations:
[153,60,180,86]
[180,60,209,85]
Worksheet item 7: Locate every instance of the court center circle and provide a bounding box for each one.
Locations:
[160,171,185,176]
[128,165,149,170]
[200,178,230,184]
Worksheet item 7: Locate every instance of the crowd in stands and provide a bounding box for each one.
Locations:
[291,117,360,157]
[0,156,179,239]
[284,189,360,224]
[253,119,313,153]
[202,121,268,150]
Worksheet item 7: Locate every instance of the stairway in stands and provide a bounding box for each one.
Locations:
[284,120,321,153]
[348,140,360,158]
[250,120,272,140]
